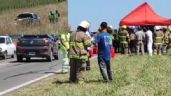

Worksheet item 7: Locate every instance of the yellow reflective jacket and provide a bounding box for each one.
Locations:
[60,33,70,50]
[69,31,91,61]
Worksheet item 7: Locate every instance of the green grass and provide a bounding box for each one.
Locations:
[0,0,66,13]
[11,55,171,96]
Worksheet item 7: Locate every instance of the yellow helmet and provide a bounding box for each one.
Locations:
[121,25,127,29]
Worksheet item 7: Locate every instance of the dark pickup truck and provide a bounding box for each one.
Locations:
[16,34,59,62]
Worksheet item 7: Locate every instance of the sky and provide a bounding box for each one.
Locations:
[68,0,171,32]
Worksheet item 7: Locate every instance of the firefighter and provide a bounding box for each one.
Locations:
[54,10,60,22]
[153,26,164,55]
[113,29,120,53]
[167,28,171,55]
[162,27,170,54]
[60,26,71,73]
[128,27,136,54]
[135,27,145,55]
[119,25,129,54]
[85,23,93,71]
[48,11,55,23]
[69,20,91,83]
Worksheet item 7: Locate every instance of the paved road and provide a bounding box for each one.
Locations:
[0,53,63,96]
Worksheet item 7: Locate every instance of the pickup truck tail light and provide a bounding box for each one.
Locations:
[16,40,21,46]
[17,48,25,53]
[43,39,49,46]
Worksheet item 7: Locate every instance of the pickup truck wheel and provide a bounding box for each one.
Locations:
[26,57,31,62]
[17,56,23,62]
[47,51,53,62]
[11,55,14,58]
[54,55,59,60]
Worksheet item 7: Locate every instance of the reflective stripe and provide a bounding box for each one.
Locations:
[156,37,162,39]
[69,54,79,58]
[120,41,128,44]
[84,40,91,46]
[119,36,126,38]
[119,36,127,42]
[70,42,84,49]
[69,54,88,60]
[154,43,162,45]
[155,36,163,44]
[80,55,88,60]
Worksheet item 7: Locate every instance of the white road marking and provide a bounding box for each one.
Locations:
[0,56,97,96]
[0,69,62,96]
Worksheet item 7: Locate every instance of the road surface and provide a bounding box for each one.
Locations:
[0,53,63,96]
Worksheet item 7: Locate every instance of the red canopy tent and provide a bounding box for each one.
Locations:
[120,2,171,26]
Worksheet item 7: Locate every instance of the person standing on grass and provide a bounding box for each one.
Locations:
[48,11,55,23]
[135,27,145,55]
[153,26,164,55]
[96,22,113,83]
[85,27,93,71]
[59,25,72,73]
[162,27,170,54]
[119,25,130,54]
[145,27,153,56]
[69,20,91,83]
[54,10,60,22]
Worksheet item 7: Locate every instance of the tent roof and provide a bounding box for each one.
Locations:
[120,2,171,26]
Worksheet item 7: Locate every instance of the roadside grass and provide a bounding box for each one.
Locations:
[0,1,67,35]
[0,0,66,12]
[11,54,171,96]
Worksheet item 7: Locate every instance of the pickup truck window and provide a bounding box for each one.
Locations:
[17,14,33,19]
[0,37,5,43]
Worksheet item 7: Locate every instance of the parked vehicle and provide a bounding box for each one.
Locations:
[15,12,40,25]
[0,36,16,59]
[16,34,59,62]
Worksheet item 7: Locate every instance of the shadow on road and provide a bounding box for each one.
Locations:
[3,69,47,80]
[3,63,60,80]
[9,59,56,63]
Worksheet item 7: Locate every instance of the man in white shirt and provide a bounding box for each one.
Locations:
[145,28,153,56]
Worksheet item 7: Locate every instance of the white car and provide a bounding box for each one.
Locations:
[0,36,16,59]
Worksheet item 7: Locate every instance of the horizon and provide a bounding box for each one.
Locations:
[68,0,171,32]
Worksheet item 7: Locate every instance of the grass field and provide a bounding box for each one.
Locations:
[0,0,66,12]
[11,54,171,96]
[0,1,67,35]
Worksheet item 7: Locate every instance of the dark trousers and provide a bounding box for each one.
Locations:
[120,43,128,54]
[69,58,86,83]
[98,56,113,82]
[86,57,90,70]
[113,40,120,53]
[129,40,136,54]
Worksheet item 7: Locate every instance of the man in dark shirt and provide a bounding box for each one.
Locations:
[96,22,113,82]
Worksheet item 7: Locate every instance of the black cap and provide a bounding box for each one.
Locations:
[100,22,108,29]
